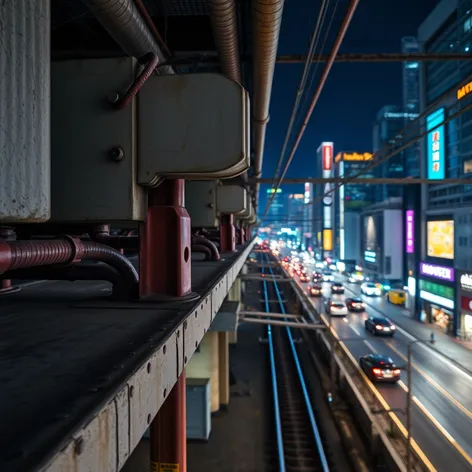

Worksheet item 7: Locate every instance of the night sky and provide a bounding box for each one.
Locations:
[261,0,440,211]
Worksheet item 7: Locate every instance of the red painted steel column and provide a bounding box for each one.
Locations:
[140,179,188,472]
[219,214,235,252]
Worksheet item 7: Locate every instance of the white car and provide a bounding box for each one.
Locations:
[361,282,381,296]
[323,271,334,282]
[327,301,348,316]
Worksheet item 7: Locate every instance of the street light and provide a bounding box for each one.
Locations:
[406,332,436,471]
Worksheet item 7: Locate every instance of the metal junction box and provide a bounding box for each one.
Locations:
[51,58,145,222]
[238,201,254,220]
[50,58,250,222]
[185,181,218,228]
[138,73,250,183]
[216,185,247,215]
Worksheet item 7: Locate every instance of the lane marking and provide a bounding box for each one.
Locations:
[343,317,348,323]
[349,324,361,336]
[287,266,437,470]
[386,341,472,421]
[343,283,472,382]
[363,340,377,353]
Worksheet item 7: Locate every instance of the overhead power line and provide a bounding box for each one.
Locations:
[270,0,334,191]
[161,53,472,66]
[275,53,472,63]
[263,0,361,220]
[255,177,472,185]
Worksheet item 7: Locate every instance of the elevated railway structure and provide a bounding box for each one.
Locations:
[0,1,275,471]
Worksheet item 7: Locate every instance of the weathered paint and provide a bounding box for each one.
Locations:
[0,0,51,221]
[40,241,255,472]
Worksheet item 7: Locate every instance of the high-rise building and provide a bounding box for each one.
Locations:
[266,188,284,227]
[334,152,375,262]
[417,0,472,338]
[372,106,418,201]
[315,142,334,258]
[287,193,305,227]
[402,36,421,177]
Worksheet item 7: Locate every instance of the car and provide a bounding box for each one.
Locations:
[322,271,334,282]
[361,282,382,296]
[359,354,401,383]
[300,273,310,283]
[309,284,323,297]
[331,282,344,294]
[364,316,396,336]
[346,297,366,312]
[326,300,348,316]
[347,272,364,283]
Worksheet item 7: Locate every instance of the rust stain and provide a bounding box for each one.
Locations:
[98,407,111,470]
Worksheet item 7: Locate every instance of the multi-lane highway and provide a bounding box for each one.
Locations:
[287,260,472,472]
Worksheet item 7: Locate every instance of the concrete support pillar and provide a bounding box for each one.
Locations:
[218,332,229,408]
[209,331,220,413]
[186,331,219,413]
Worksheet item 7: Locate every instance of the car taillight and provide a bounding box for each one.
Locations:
[393,369,401,375]
[372,368,382,375]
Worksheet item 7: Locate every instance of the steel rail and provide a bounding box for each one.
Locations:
[261,255,286,472]
[263,253,330,472]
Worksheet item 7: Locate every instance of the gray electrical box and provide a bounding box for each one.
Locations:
[186,378,211,441]
[138,73,250,183]
[217,185,247,215]
[185,181,218,228]
[51,58,145,222]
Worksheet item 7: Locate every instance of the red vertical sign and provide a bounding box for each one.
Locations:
[322,143,333,171]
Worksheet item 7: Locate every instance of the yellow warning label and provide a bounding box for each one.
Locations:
[159,464,179,472]
[150,462,159,472]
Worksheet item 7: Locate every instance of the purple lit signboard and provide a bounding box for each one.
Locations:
[420,262,455,282]
[406,210,414,254]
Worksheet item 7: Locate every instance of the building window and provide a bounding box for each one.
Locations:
[385,256,392,274]
[465,16,472,33]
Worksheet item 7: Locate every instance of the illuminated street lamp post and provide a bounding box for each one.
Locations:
[406,333,436,471]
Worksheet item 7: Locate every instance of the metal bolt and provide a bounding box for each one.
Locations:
[108,92,120,104]
[110,147,124,162]
[75,438,84,456]
[207,203,214,209]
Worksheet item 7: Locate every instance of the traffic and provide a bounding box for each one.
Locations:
[280,249,472,472]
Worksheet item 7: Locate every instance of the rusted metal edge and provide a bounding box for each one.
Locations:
[38,239,257,472]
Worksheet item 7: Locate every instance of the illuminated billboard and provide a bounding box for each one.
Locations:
[320,142,334,171]
[457,81,472,100]
[267,188,282,194]
[427,220,454,259]
[426,108,445,180]
[406,210,414,254]
[323,229,333,251]
[335,152,373,163]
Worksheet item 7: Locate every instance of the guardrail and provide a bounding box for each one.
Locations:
[277,260,434,472]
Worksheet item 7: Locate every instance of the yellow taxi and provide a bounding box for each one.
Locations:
[386,289,407,306]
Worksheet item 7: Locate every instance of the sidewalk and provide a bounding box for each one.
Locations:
[343,282,472,375]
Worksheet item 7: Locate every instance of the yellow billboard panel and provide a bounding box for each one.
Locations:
[457,81,472,100]
[427,220,454,259]
[343,152,373,161]
[323,229,333,251]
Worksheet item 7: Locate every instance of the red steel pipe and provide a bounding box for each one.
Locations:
[91,224,139,250]
[191,244,212,261]
[191,235,220,261]
[0,237,139,297]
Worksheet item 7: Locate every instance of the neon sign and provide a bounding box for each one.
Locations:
[426,108,445,180]
[406,210,414,254]
[457,81,472,100]
[322,142,333,171]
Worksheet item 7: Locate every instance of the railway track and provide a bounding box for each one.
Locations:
[260,252,330,472]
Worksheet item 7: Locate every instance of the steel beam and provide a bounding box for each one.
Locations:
[240,310,301,319]
[240,317,326,330]
[220,214,236,252]
[165,52,472,65]
[255,177,472,185]
[141,179,190,472]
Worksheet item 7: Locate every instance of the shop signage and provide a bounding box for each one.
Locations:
[406,210,414,254]
[420,262,454,282]
[461,295,472,311]
[322,142,333,171]
[457,80,472,100]
[460,273,472,291]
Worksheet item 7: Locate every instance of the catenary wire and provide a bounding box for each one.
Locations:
[270,0,334,190]
[263,0,361,221]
